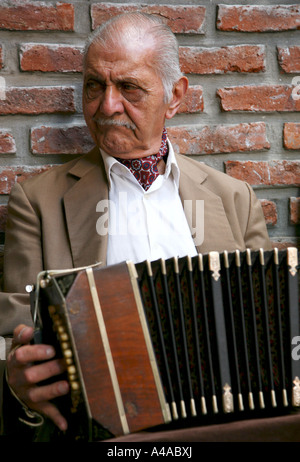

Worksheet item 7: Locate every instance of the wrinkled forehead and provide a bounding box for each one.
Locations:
[84,36,158,78]
[87,20,158,63]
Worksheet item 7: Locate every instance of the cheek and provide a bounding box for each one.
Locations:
[83,103,100,144]
[83,98,99,121]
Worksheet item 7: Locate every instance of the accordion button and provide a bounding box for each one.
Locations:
[61,342,70,350]
[68,365,76,375]
[48,305,56,315]
[60,333,69,341]
[71,381,80,391]
[64,349,73,359]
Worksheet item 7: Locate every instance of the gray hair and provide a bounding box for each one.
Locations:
[83,12,183,103]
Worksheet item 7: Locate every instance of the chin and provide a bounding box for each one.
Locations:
[97,137,132,157]
[96,132,150,158]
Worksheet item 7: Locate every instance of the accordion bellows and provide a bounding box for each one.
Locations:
[31,247,300,441]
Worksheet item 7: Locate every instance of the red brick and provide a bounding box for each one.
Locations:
[0,131,16,154]
[0,87,75,115]
[179,45,265,74]
[278,46,300,73]
[0,2,74,31]
[271,241,297,250]
[284,123,300,150]
[0,166,51,195]
[260,199,277,226]
[217,85,300,112]
[292,77,300,101]
[91,3,206,34]
[178,86,203,114]
[225,160,300,186]
[290,197,300,225]
[0,205,7,233]
[217,5,300,32]
[168,122,269,155]
[20,44,83,73]
[31,126,94,155]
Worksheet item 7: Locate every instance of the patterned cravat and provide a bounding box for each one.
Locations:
[116,127,168,191]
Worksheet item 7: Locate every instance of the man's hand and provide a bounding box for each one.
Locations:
[6,324,70,431]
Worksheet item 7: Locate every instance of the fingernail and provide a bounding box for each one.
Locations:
[17,326,31,342]
[46,347,55,357]
[58,419,68,432]
[58,382,69,394]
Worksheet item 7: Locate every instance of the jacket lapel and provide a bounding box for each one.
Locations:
[63,148,108,268]
[63,149,239,268]
[176,155,238,254]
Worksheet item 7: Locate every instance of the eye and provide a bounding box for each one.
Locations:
[120,82,145,102]
[121,82,137,91]
[85,79,104,99]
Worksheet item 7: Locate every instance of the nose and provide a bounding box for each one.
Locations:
[99,85,124,117]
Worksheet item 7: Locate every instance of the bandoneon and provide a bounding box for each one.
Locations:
[31,247,300,441]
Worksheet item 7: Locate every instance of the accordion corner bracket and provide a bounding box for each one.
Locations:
[287,247,298,277]
[223,383,234,413]
[292,377,300,407]
[208,251,221,281]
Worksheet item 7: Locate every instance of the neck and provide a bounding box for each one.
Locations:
[114,127,168,191]
[114,128,168,161]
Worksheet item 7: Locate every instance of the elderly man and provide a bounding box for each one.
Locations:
[0,13,271,440]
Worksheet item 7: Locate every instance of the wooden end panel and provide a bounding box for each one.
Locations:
[92,263,166,434]
[65,270,123,436]
[65,262,166,436]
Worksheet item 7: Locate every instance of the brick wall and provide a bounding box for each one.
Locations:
[0,1,299,261]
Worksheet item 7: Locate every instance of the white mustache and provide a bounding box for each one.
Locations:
[92,117,136,131]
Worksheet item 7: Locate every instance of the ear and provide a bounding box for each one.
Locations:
[165,76,189,120]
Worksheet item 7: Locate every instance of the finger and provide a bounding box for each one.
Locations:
[23,358,66,385]
[14,343,56,366]
[23,380,69,431]
[11,324,34,348]
[35,401,68,432]
[26,380,69,405]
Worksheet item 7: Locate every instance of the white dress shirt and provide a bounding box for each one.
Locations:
[100,141,197,266]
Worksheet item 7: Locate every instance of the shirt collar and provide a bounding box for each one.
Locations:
[100,139,180,190]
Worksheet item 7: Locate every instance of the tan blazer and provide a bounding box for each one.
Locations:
[0,147,271,336]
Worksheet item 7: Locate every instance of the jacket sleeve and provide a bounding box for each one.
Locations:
[243,183,273,251]
[3,182,43,293]
[0,181,44,337]
[0,182,44,438]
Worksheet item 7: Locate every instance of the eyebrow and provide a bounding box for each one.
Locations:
[84,72,145,88]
